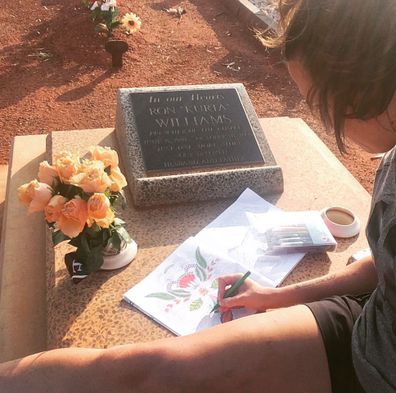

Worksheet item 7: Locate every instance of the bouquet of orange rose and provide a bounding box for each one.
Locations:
[18,145,133,282]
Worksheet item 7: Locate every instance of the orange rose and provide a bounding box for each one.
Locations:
[38,161,58,186]
[54,151,80,183]
[44,195,67,223]
[109,166,127,192]
[17,180,53,213]
[89,145,119,168]
[87,193,115,228]
[58,198,88,238]
[69,160,112,193]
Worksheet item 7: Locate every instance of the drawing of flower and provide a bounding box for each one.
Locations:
[178,271,197,288]
[145,247,218,312]
[198,287,208,296]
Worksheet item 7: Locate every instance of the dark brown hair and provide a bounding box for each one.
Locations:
[265,0,396,152]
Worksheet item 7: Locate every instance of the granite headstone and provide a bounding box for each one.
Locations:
[116,84,283,206]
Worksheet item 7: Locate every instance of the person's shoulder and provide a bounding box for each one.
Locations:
[372,145,396,198]
[380,145,396,168]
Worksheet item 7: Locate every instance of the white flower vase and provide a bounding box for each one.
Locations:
[101,227,137,270]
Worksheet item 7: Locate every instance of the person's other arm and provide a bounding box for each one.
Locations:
[218,256,377,312]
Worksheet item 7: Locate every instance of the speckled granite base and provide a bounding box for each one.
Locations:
[115,84,283,206]
[42,118,372,349]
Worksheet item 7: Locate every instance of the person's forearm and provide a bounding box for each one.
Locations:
[0,348,107,393]
[0,343,170,393]
[277,255,378,307]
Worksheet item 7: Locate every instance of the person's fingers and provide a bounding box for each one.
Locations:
[217,274,243,301]
[218,302,244,313]
[220,309,233,323]
[219,293,246,309]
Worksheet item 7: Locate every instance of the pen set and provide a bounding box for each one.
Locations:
[262,225,314,253]
[247,210,337,254]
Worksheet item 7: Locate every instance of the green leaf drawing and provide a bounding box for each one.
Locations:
[195,264,207,282]
[146,292,176,301]
[211,279,218,289]
[168,289,191,298]
[190,298,203,311]
[195,247,207,269]
[164,264,174,275]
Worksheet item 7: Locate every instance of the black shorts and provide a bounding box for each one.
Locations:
[305,294,371,393]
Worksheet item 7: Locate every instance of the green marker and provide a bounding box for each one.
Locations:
[210,271,251,314]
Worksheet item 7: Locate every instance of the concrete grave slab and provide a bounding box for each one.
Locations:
[0,136,47,362]
[43,118,371,349]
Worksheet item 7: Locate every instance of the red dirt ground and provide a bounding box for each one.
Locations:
[0,0,378,193]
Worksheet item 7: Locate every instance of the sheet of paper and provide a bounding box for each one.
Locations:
[124,189,307,336]
[123,237,272,336]
[195,188,305,286]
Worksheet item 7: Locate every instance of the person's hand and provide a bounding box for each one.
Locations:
[217,274,285,322]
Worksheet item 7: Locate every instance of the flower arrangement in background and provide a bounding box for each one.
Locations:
[82,0,141,37]
[18,146,133,280]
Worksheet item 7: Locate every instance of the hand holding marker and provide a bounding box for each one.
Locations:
[211,271,251,314]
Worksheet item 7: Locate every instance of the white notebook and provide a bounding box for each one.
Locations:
[123,237,271,336]
[123,189,312,336]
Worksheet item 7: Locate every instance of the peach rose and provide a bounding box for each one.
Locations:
[44,195,67,223]
[17,180,53,213]
[69,160,112,193]
[89,146,119,168]
[38,161,58,186]
[54,151,80,183]
[58,198,88,238]
[109,166,127,192]
[87,193,115,228]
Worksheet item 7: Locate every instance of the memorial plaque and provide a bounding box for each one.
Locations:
[129,88,265,172]
[115,84,283,206]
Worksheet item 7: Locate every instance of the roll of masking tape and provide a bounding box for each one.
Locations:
[320,206,361,238]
